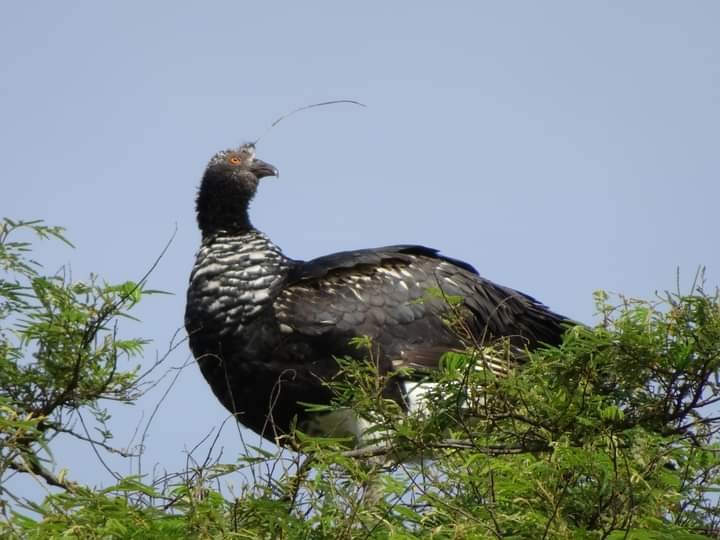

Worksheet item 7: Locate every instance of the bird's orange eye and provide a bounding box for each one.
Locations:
[229,156,241,165]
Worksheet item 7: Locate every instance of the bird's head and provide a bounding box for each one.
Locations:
[205,143,278,194]
[196,143,278,235]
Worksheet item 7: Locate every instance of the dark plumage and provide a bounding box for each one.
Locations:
[185,144,571,443]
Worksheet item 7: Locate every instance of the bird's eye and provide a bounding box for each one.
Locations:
[228,156,241,165]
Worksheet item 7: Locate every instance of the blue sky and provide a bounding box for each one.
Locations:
[2,2,719,492]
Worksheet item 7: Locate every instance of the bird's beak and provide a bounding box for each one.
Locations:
[251,158,278,179]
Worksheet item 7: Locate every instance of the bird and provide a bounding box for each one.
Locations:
[185,143,571,446]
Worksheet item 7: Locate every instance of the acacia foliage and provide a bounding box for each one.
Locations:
[1,219,720,539]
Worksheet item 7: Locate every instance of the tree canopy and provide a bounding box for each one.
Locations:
[2,218,720,539]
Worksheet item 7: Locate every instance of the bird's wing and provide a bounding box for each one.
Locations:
[273,245,570,373]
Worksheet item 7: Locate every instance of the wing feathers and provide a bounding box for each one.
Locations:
[274,246,569,373]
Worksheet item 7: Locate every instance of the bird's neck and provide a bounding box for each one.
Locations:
[197,208,252,237]
[196,183,253,236]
